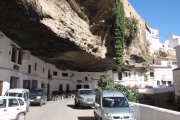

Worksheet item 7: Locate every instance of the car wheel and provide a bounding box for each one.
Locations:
[39,100,42,106]
[16,113,25,120]
[26,106,29,112]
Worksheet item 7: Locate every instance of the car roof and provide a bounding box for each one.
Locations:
[99,90,125,97]
[0,96,23,99]
[78,88,92,90]
[6,88,29,93]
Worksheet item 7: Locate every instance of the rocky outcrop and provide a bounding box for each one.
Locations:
[0,0,151,71]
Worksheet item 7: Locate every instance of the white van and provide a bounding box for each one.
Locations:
[4,88,30,111]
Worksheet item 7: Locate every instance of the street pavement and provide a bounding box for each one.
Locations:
[26,99,94,120]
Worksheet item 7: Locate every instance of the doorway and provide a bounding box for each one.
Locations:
[47,84,50,101]
[76,85,82,90]
[10,77,19,88]
[0,81,3,96]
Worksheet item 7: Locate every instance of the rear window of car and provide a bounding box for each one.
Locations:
[79,90,93,94]
[0,99,6,108]
[6,93,22,97]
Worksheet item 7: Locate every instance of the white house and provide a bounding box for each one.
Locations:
[167,33,180,48]
[145,23,161,54]
[147,57,177,88]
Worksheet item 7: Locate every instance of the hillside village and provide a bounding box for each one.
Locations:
[0,0,180,99]
[1,0,180,120]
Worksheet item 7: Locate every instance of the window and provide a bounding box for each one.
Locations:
[31,80,38,89]
[28,65,31,73]
[62,73,68,77]
[53,71,58,76]
[8,98,18,107]
[18,99,24,106]
[59,84,63,92]
[150,72,154,77]
[34,63,37,71]
[43,68,45,73]
[11,47,17,62]
[10,77,19,89]
[85,77,88,81]
[125,72,128,77]
[84,84,89,89]
[0,99,6,108]
[17,50,23,65]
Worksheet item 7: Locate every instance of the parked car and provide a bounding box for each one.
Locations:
[94,90,136,120]
[0,96,26,120]
[4,88,30,112]
[30,88,47,106]
[75,89,95,108]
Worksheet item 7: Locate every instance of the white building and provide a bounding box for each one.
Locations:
[173,45,180,96]
[147,57,177,88]
[168,33,180,48]
[145,23,161,54]
[0,31,116,97]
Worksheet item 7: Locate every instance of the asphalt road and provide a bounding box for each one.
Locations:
[26,99,94,120]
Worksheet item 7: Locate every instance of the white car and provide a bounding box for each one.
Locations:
[0,96,27,120]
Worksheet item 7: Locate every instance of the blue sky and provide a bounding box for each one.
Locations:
[128,0,180,42]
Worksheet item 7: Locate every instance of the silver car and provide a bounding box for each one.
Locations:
[75,89,95,108]
[94,90,136,120]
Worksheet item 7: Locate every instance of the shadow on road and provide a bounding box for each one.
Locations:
[78,117,94,120]
[67,104,76,109]
[67,104,93,110]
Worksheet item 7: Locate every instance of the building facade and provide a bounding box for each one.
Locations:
[0,31,116,97]
[147,57,177,87]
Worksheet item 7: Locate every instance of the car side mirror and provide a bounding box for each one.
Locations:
[129,103,134,107]
[94,103,100,108]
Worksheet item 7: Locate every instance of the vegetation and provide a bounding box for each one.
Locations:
[98,74,138,102]
[112,0,125,71]
[125,17,138,46]
[159,50,167,57]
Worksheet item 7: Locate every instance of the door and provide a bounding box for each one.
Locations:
[23,80,31,89]
[0,98,8,119]
[7,98,20,119]
[0,81,3,96]
[47,84,50,101]
[76,85,81,90]
[10,77,19,89]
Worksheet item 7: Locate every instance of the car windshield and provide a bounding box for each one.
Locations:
[79,90,93,95]
[7,93,22,97]
[102,97,129,108]
[30,90,43,96]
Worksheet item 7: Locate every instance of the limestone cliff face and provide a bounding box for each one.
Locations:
[0,0,151,71]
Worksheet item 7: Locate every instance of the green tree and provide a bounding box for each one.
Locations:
[98,74,114,90]
[112,0,125,71]
[98,74,138,102]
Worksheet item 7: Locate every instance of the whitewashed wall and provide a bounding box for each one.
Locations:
[173,69,180,97]
[175,45,180,67]
[132,102,180,120]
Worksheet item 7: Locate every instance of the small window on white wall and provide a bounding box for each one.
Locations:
[62,73,68,77]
